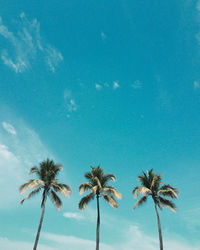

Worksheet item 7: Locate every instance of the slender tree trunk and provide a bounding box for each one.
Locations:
[96,195,100,250]
[154,203,163,250]
[33,191,47,250]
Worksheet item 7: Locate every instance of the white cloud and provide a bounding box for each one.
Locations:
[42,227,200,250]
[113,81,120,90]
[131,80,143,89]
[119,224,200,250]
[0,14,63,73]
[64,89,78,114]
[194,81,200,89]
[67,99,77,112]
[2,122,16,135]
[101,32,107,41]
[63,212,84,220]
[0,237,53,250]
[63,207,96,223]
[42,232,113,250]
[45,45,63,73]
[95,83,102,90]
[197,0,200,11]
[0,116,52,208]
[1,224,199,250]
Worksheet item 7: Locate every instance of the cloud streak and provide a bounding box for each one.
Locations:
[64,89,78,115]
[131,80,143,89]
[2,224,199,250]
[0,114,53,208]
[113,81,120,90]
[2,122,17,135]
[194,81,200,90]
[0,13,63,73]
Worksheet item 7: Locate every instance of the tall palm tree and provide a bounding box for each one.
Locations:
[79,166,122,250]
[132,169,178,250]
[19,159,72,250]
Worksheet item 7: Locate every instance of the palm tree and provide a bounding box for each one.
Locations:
[19,159,72,250]
[132,169,178,250]
[79,166,122,250]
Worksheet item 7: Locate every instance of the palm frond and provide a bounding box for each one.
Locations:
[30,166,40,175]
[90,166,104,185]
[103,186,122,199]
[132,186,151,198]
[40,159,62,182]
[50,190,62,210]
[19,179,44,194]
[21,187,41,204]
[158,185,178,198]
[84,172,93,181]
[151,174,162,190]
[94,177,102,190]
[147,169,154,183]
[102,193,118,208]
[79,182,93,195]
[133,195,148,210]
[158,196,176,212]
[100,174,116,187]
[52,182,72,197]
[79,193,94,210]
[138,172,150,189]
[91,185,99,195]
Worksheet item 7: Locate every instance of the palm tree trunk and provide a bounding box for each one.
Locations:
[96,195,100,250]
[33,191,47,250]
[154,203,163,250]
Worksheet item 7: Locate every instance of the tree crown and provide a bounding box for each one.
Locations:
[132,169,178,212]
[19,158,71,210]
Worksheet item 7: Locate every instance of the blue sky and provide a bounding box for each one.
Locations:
[0,0,200,249]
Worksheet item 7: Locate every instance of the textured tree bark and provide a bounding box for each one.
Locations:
[154,203,163,250]
[33,191,47,250]
[96,195,100,250]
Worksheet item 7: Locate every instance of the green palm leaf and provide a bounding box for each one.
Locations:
[79,193,94,210]
[132,186,151,198]
[19,179,44,194]
[158,185,178,198]
[133,195,148,210]
[102,193,118,208]
[158,197,176,212]
[79,182,93,194]
[103,186,122,199]
[50,190,62,210]
[21,187,41,204]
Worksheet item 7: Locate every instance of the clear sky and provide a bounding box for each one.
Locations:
[0,0,200,249]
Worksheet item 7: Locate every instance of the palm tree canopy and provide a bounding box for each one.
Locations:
[132,169,178,212]
[19,159,72,210]
[79,166,122,210]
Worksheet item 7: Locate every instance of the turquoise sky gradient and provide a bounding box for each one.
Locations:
[0,1,200,249]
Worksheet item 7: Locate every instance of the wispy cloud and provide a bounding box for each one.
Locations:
[194,80,200,90]
[2,122,17,135]
[95,83,102,90]
[113,81,120,90]
[0,237,53,250]
[1,224,199,250]
[0,13,63,73]
[63,212,84,220]
[131,80,143,89]
[43,225,200,250]
[101,32,107,41]
[0,112,52,208]
[42,232,113,250]
[197,0,200,11]
[63,207,96,223]
[64,89,78,115]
